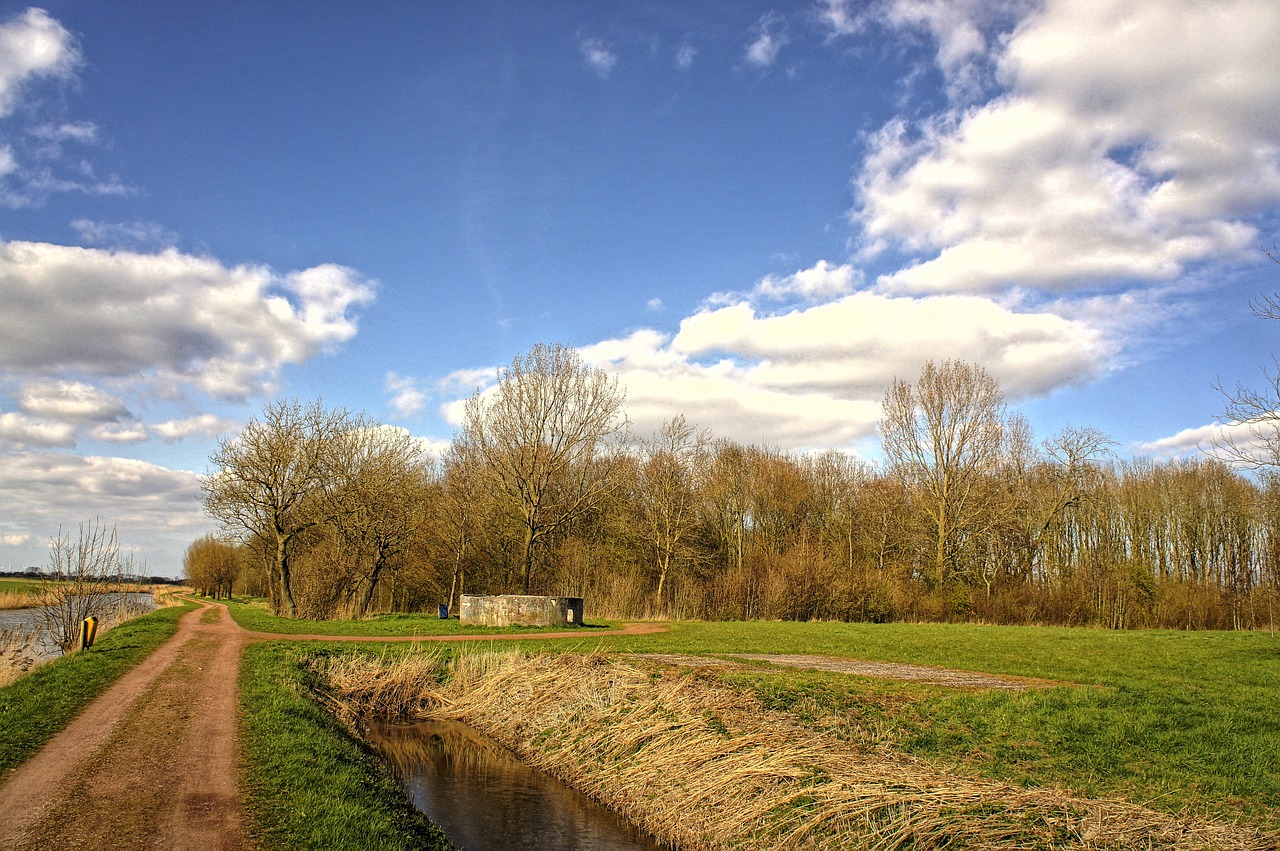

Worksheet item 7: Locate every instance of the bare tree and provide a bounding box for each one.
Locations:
[1212,247,1280,468]
[38,519,127,652]
[880,359,1007,589]
[203,399,359,617]
[634,415,710,613]
[329,425,432,618]
[460,343,628,593]
[183,534,241,598]
[438,441,485,613]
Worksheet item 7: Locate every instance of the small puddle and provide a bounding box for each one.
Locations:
[366,719,664,851]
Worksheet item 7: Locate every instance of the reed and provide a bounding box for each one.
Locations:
[318,649,1276,850]
[0,589,52,610]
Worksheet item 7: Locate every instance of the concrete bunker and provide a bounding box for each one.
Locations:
[459,594,585,628]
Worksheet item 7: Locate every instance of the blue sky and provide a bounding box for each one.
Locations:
[2,0,1279,575]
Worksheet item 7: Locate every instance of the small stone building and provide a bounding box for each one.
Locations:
[459,594,585,627]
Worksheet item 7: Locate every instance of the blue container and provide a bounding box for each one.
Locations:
[438,603,449,619]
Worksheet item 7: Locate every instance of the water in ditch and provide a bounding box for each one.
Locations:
[366,719,664,851]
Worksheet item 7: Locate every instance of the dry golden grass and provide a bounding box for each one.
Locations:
[317,649,1276,850]
[0,589,52,611]
[0,625,41,688]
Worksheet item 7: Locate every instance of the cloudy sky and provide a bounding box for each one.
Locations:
[2,0,1279,575]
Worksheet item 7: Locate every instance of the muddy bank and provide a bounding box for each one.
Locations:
[317,649,1276,851]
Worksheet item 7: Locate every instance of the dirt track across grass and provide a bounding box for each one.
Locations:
[0,603,666,850]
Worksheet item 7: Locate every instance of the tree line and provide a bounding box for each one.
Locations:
[198,343,1280,630]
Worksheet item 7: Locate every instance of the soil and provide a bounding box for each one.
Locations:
[0,603,665,850]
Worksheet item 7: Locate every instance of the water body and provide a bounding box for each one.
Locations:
[367,719,664,851]
[0,591,156,659]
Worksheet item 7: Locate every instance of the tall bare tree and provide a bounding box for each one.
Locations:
[880,359,1007,589]
[329,425,432,618]
[203,399,358,617]
[459,343,628,593]
[634,415,709,612]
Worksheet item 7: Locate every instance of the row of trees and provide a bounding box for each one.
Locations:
[200,345,1280,629]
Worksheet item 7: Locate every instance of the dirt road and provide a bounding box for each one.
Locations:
[0,602,665,850]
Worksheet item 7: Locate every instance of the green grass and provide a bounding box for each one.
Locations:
[238,641,453,850]
[0,602,192,777]
[0,577,50,595]
[222,595,616,637]
[572,620,1280,828]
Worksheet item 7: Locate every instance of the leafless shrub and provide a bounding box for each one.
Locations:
[37,519,128,653]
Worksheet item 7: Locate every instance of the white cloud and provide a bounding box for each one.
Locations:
[71,219,178,249]
[0,411,74,448]
[385,372,427,418]
[29,121,96,142]
[0,451,211,574]
[646,297,664,312]
[0,240,375,400]
[151,414,237,443]
[88,421,147,443]
[579,37,617,78]
[816,0,863,38]
[1,533,30,546]
[745,13,786,68]
[858,0,1280,295]
[753,260,860,302]
[0,8,80,119]
[675,43,696,70]
[17,379,130,423]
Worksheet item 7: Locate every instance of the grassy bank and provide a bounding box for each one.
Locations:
[318,646,1276,849]
[0,602,192,777]
[238,641,452,850]
[563,620,1280,824]
[222,595,616,637]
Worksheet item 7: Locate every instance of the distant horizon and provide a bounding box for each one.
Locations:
[2,1,1280,573]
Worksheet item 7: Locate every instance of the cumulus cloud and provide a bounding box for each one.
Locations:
[857,0,1280,295]
[579,37,617,78]
[385,372,427,418]
[0,411,74,448]
[0,8,80,119]
[745,13,786,68]
[0,240,375,400]
[753,260,860,302]
[151,414,237,443]
[0,451,211,572]
[88,421,147,443]
[438,273,1113,451]
[17,379,130,423]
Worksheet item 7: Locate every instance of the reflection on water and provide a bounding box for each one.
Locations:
[0,591,156,660]
[367,719,664,851]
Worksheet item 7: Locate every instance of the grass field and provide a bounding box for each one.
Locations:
[0,577,49,596]
[219,595,618,637]
[0,602,193,777]
[561,620,1280,828]
[295,620,1279,832]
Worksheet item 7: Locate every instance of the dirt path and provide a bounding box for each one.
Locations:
[0,600,246,851]
[634,651,1067,689]
[0,604,665,850]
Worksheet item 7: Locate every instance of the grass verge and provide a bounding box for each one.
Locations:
[507,620,1280,828]
[222,595,615,637]
[238,641,452,850]
[0,602,192,777]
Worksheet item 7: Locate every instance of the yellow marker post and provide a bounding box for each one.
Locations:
[78,616,99,650]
